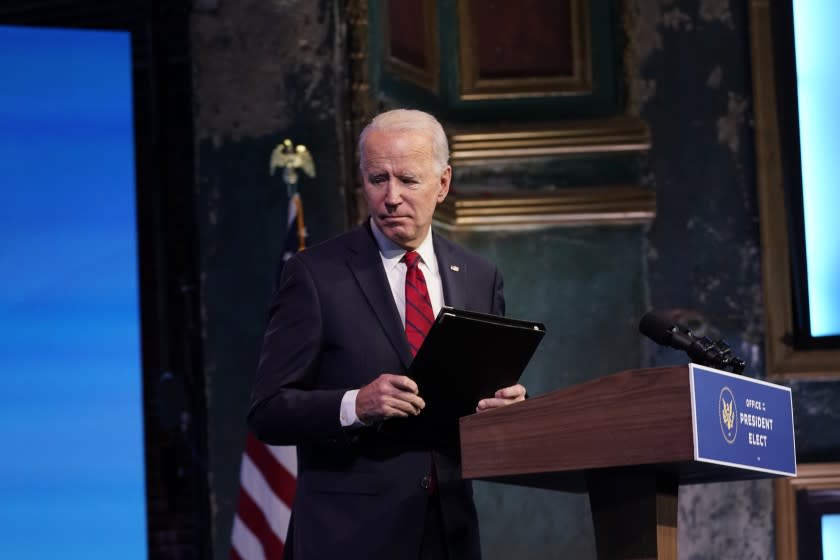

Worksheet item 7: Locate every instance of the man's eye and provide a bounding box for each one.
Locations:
[368,175,387,184]
[400,177,418,185]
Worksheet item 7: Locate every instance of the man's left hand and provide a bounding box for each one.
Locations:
[476,384,526,412]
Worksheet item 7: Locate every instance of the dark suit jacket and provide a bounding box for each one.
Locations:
[248,223,505,560]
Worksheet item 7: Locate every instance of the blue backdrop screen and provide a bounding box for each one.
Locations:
[825,514,840,560]
[793,0,840,337]
[0,25,147,558]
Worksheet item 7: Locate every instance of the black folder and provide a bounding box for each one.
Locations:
[407,306,545,426]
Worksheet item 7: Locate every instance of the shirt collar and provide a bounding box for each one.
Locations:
[369,217,436,270]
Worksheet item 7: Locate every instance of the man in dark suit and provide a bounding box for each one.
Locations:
[248,109,526,559]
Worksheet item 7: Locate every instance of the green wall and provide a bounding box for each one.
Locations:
[450,226,647,558]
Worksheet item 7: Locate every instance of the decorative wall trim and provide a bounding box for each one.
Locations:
[384,0,439,93]
[456,0,591,100]
[449,117,650,163]
[775,462,840,560]
[347,0,375,225]
[749,0,840,379]
[433,185,655,231]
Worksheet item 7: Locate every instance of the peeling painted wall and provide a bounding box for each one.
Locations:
[190,1,349,557]
[192,0,334,145]
[626,2,840,556]
[625,1,773,558]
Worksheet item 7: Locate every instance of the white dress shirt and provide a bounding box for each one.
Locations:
[339,220,444,427]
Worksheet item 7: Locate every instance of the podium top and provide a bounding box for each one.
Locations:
[459,364,796,490]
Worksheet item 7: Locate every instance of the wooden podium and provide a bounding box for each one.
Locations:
[459,365,791,560]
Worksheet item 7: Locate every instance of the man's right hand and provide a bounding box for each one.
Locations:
[355,374,425,424]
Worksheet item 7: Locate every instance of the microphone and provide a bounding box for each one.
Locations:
[639,312,710,362]
[638,312,746,373]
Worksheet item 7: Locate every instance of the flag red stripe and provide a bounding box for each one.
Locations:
[237,487,284,559]
[245,433,297,506]
[230,546,243,560]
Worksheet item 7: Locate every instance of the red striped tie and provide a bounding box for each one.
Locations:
[403,250,435,356]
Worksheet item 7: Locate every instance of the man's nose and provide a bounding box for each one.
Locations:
[383,181,401,206]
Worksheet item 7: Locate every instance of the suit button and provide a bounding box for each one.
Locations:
[420,475,432,489]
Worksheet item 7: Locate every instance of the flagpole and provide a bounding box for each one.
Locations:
[230,138,317,560]
[269,138,316,252]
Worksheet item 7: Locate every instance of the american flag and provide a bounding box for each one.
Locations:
[231,193,307,560]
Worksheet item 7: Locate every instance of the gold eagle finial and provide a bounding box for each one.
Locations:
[269,138,316,189]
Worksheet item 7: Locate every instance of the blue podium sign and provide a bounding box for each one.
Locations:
[690,364,796,476]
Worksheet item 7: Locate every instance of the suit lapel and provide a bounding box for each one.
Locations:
[434,234,466,310]
[346,225,413,370]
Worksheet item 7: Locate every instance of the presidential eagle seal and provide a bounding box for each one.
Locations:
[719,386,738,444]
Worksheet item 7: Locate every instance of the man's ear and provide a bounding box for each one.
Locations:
[437,166,452,203]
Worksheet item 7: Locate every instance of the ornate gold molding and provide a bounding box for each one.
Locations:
[457,0,591,100]
[775,462,840,560]
[449,117,650,163]
[432,185,655,231]
[749,0,840,379]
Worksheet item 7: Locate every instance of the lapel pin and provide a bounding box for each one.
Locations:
[450,265,460,272]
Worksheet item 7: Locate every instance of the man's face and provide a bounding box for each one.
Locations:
[361,128,451,250]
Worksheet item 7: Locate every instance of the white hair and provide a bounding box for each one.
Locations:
[358,109,450,174]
